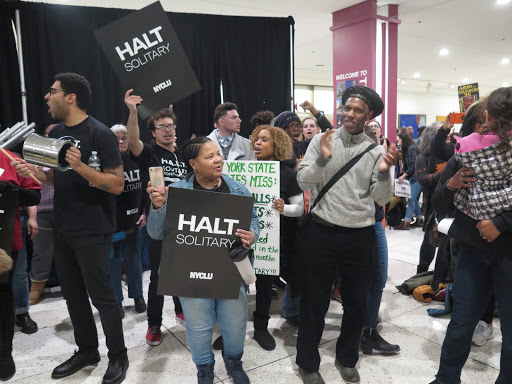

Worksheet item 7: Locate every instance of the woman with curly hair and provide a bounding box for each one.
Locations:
[249,125,304,348]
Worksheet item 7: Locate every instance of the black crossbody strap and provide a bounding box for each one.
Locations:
[309,143,377,215]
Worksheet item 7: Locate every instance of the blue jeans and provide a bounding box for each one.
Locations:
[405,179,423,221]
[363,221,388,329]
[436,245,512,384]
[12,216,29,314]
[282,283,300,318]
[138,226,151,271]
[180,282,247,365]
[109,230,143,303]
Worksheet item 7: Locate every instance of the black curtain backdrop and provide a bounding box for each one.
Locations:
[0,6,22,130]
[0,1,294,145]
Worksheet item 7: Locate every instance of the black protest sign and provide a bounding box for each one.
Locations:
[158,188,255,299]
[0,189,18,283]
[94,1,201,119]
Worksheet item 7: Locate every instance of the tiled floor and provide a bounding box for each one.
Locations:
[11,226,501,383]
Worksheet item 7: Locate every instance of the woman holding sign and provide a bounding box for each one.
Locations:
[147,137,259,384]
[250,125,304,346]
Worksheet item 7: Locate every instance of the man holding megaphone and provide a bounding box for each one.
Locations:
[13,72,128,384]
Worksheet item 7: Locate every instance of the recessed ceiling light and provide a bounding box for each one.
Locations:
[439,48,449,56]
[462,77,469,83]
[500,58,510,64]
[413,72,421,78]
[504,82,510,87]
[401,79,407,85]
[450,84,455,89]
[497,0,511,5]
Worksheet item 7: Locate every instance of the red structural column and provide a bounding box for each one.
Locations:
[331,0,400,144]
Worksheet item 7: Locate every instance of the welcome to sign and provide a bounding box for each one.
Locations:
[223,161,280,276]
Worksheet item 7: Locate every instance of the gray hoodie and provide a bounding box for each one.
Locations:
[297,127,393,228]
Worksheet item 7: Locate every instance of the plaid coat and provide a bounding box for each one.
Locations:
[454,141,512,220]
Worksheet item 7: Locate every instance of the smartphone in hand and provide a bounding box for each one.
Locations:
[149,166,165,194]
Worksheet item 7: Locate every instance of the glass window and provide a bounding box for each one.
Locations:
[313,86,334,115]
[294,86,312,108]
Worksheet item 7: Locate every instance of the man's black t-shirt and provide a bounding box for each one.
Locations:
[49,116,122,235]
[280,162,303,254]
[117,144,157,232]
[152,145,188,186]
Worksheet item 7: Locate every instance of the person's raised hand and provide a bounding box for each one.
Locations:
[379,143,399,173]
[443,113,455,130]
[147,181,168,209]
[319,128,335,159]
[300,101,313,111]
[124,89,143,112]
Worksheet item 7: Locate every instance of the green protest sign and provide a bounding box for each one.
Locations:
[223,160,280,276]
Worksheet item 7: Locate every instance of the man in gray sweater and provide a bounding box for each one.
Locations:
[295,86,399,384]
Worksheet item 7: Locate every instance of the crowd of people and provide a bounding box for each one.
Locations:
[0,71,510,384]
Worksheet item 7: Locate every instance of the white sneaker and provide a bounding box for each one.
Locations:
[472,320,494,346]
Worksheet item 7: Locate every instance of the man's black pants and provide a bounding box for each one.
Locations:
[296,220,376,372]
[54,232,127,361]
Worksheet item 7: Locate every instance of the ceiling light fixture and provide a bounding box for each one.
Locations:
[504,82,510,87]
[497,0,511,5]
[462,77,469,83]
[439,48,449,56]
[413,72,421,78]
[401,79,407,85]
[501,58,510,64]
[450,84,455,89]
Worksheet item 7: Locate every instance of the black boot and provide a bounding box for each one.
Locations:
[212,335,224,351]
[196,361,215,384]
[15,313,38,334]
[253,329,276,351]
[0,352,15,381]
[360,328,400,355]
[223,357,249,384]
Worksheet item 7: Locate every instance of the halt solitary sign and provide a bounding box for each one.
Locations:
[157,188,255,299]
[94,1,201,119]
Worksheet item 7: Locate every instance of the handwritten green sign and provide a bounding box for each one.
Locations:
[224,160,280,276]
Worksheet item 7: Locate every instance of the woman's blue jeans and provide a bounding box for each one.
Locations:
[12,216,29,314]
[180,282,247,365]
[436,245,512,384]
[109,229,143,303]
[405,179,423,221]
[363,221,388,329]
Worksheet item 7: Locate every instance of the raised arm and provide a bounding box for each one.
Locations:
[124,89,144,157]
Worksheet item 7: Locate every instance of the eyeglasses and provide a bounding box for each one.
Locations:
[155,124,176,131]
[117,137,128,143]
[49,87,65,96]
